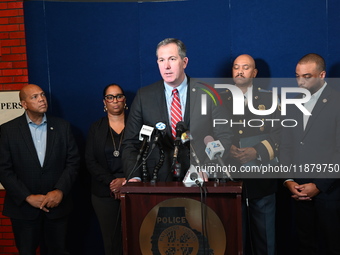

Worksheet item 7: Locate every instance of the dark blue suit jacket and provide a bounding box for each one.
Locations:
[0,113,80,220]
[280,84,340,200]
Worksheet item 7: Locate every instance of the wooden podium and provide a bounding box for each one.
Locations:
[120,181,243,255]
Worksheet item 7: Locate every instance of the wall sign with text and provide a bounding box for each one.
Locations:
[0,91,25,189]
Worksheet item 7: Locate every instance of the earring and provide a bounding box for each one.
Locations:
[124,104,128,110]
[103,105,107,112]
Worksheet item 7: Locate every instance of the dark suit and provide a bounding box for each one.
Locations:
[280,84,340,255]
[122,76,233,182]
[222,86,281,255]
[0,113,80,254]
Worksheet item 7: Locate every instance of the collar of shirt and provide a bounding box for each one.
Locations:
[304,81,327,110]
[243,85,254,99]
[25,113,47,166]
[25,112,47,126]
[164,75,188,121]
[303,82,327,130]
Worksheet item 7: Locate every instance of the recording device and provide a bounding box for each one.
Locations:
[204,135,234,181]
[183,164,204,186]
[137,125,154,161]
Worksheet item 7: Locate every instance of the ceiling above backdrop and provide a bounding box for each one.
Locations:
[24,0,184,2]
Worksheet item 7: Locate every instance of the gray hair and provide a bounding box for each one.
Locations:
[156,38,187,59]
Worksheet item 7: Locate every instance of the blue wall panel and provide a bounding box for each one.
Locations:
[24,0,340,134]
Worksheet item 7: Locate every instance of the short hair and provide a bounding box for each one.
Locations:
[103,83,125,97]
[19,84,40,101]
[19,89,26,101]
[298,53,326,72]
[156,38,187,59]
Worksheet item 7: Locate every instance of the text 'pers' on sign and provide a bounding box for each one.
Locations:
[0,91,25,190]
[0,91,24,126]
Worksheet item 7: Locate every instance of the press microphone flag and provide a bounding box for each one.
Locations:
[204,135,225,160]
[151,122,166,149]
[139,125,154,142]
[204,135,234,181]
[137,125,154,161]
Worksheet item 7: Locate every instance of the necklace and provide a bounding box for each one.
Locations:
[109,125,124,157]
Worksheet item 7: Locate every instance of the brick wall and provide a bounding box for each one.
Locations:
[1,0,28,254]
[0,0,28,91]
[0,190,18,254]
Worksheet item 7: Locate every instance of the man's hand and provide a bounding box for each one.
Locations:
[26,194,49,212]
[230,145,257,164]
[40,189,63,210]
[293,183,320,199]
[229,145,240,159]
[285,181,318,201]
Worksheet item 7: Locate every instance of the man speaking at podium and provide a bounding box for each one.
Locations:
[122,38,233,182]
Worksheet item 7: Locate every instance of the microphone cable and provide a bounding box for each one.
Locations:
[142,144,150,182]
[199,178,209,255]
[125,136,162,182]
[151,143,165,182]
[244,184,255,255]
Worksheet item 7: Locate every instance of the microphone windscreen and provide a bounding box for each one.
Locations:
[190,172,198,181]
[204,135,214,145]
[176,121,187,133]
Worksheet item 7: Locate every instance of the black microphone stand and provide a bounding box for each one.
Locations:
[151,143,165,183]
[142,144,150,182]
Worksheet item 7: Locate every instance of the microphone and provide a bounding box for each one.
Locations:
[204,135,225,160]
[182,164,204,186]
[171,122,187,180]
[151,122,167,150]
[150,122,167,182]
[137,125,154,161]
[190,172,202,187]
[172,121,187,164]
[181,131,201,166]
[204,135,234,181]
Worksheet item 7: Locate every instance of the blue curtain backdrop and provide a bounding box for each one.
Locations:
[23,0,340,254]
[23,0,340,135]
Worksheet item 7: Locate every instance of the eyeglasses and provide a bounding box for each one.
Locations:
[104,94,125,102]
